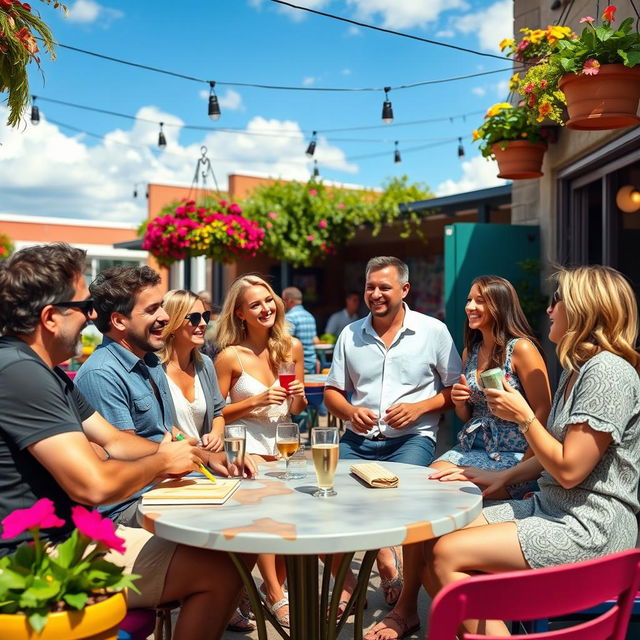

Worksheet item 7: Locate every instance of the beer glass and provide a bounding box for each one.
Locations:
[311,428,339,497]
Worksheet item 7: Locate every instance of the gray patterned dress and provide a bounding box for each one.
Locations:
[484,351,640,568]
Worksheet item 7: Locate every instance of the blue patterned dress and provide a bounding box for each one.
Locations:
[435,338,533,498]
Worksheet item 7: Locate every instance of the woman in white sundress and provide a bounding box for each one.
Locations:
[422,265,640,638]
[215,274,308,629]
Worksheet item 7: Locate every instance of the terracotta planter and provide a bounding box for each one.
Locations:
[559,64,640,130]
[0,592,126,640]
[491,140,547,180]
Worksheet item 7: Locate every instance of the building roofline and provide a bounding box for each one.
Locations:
[400,184,512,215]
[0,213,140,230]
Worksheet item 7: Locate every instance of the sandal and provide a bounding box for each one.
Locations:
[380,547,403,607]
[364,610,420,640]
[265,597,290,628]
[227,608,255,633]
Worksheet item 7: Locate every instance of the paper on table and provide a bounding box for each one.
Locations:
[350,462,399,488]
[141,477,241,505]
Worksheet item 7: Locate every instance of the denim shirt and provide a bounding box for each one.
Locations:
[75,337,173,520]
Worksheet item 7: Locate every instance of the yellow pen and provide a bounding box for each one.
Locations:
[174,433,217,484]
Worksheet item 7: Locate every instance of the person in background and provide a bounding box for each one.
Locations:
[0,243,255,640]
[160,290,225,451]
[423,265,640,638]
[282,286,319,373]
[366,275,552,640]
[197,289,220,360]
[215,274,308,628]
[324,291,360,339]
[325,256,461,620]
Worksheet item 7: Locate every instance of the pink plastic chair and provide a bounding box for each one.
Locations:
[428,549,640,640]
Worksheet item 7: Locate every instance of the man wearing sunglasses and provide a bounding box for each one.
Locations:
[0,244,254,639]
[76,264,256,526]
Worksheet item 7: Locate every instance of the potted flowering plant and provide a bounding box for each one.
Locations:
[515,60,567,125]
[500,24,574,62]
[142,199,265,267]
[0,231,15,261]
[0,1,65,127]
[551,5,640,129]
[0,498,138,637]
[473,102,548,179]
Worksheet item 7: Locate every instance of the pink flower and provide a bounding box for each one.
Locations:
[602,5,616,22]
[338,203,345,209]
[228,203,242,214]
[524,83,535,94]
[266,222,273,229]
[1,499,65,539]
[328,193,334,199]
[318,220,327,228]
[267,212,278,219]
[308,189,317,196]
[71,506,126,554]
[580,16,595,23]
[307,234,315,242]
[582,58,601,75]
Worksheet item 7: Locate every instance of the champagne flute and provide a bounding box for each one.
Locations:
[311,428,339,497]
[224,424,246,478]
[276,422,300,480]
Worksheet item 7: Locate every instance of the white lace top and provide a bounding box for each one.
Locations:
[167,373,207,443]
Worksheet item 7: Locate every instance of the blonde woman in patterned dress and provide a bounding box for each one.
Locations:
[423,265,640,637]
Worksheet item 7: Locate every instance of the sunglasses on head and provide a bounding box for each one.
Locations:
[549,290,562,308]
[185,310,211,326]
[52,299,94,317]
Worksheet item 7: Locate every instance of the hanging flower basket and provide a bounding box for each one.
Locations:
[491,140,547,180]
[559,64,640,130]
[0,592,126,640]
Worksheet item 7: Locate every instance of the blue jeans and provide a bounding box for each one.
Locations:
[339,429,436,466]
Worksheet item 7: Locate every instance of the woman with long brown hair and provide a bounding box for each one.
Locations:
[215,274,308,628]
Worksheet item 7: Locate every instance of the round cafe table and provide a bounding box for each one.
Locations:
[138,460,482,640]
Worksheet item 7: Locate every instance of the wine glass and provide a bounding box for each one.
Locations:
[311,428,339,497]
[224,424,246,478]
[276,422,300,480]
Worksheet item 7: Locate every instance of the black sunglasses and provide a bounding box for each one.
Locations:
[185,310,211,326]
[52,299,94,317]
[549,290,562,308]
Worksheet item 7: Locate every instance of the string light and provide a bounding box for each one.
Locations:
[457,137,465,158]
[394,141,401,164]
[133,182,149,198]
[382,87,394,124]
[305,131,317,157]
[313,160,320,177]
[208,81,221,121]
[158,122,167,148]
[30,96,40,125]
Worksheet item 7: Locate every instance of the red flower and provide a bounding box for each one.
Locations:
[1,498,65,539]
[582,58,601,75]
[15,26,38,55]
[318,220,327,228]
[602,5,616,22]
[71,506,126,554]
[0,0,12,9]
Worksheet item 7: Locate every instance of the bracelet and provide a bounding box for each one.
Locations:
[518,414,536,434]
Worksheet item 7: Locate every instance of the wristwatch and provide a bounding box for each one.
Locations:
[518,414,536,434]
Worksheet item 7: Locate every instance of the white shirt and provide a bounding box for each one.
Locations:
[325,309,359,338]
[167,373,207,443]
[326,305,462,441]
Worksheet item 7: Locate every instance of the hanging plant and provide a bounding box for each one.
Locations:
[141,199,264,267]
[0,232,15,261]
[0,1,66,127]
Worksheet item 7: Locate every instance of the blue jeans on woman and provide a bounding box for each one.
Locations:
[339,429,436,466]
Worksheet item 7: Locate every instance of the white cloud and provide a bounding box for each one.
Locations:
[270,0,332,22]
[0,106,356,222]
[341,68,352,76]
[66,0,123,25]
[347,26,361,36]
[436,156,507,196]
[494,79,510,97]
[435,29,455,38]
[471,78,510,99]
[302,76,316,87]
[455,0,512,53]
[346,0,469,30]
[471,86,486,96]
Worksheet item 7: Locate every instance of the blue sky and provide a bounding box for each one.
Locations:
[0,0,514,222]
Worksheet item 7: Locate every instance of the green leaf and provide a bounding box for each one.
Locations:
[0,567,28,590]
[54,530,79,568]
[619,49,640,67]
[27,610,49,634]
[595,26,613,42]
[63,591,88,610]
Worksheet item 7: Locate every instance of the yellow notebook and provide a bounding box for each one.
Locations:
[141,477,241,505]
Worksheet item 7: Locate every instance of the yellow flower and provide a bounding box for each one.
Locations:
[509,72,520,92]
[529,29,545,44]
[499,38,515,51]
[546,25,572,40]
[472,129,481,141]
[485,102,513,118]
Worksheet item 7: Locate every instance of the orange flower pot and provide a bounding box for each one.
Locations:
[559,64,640,130]
[0,592,126,640]
[491,140,547,180]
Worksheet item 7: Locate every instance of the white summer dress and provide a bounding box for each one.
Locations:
[228,347,291,456]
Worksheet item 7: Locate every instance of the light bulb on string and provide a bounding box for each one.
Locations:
[394,141,401,164]
[305,131,317,157]
[158,122,167,148]
[208,81,221,121]
[457,137,465,158]
[313,160,320,178]
[30,96,40,125]
[381,86,394,124]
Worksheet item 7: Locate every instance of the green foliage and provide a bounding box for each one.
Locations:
[516,61,567,125]
[473,104,546,159]
[241,175,433,266]
[0,232,15,261]
[0,1,66,127]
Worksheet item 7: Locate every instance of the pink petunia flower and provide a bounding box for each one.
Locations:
[267,212,278,219]
[318,220,327,228]
[337,203,345,209]
[71,506,126,554]
[1,498,65,539]
[308,189,318,196]
[582,58,601,75]
[580,16,595,23]
[307,234,315,242]
[228,203,242,214]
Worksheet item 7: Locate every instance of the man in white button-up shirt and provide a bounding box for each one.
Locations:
[324,256,461,611]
